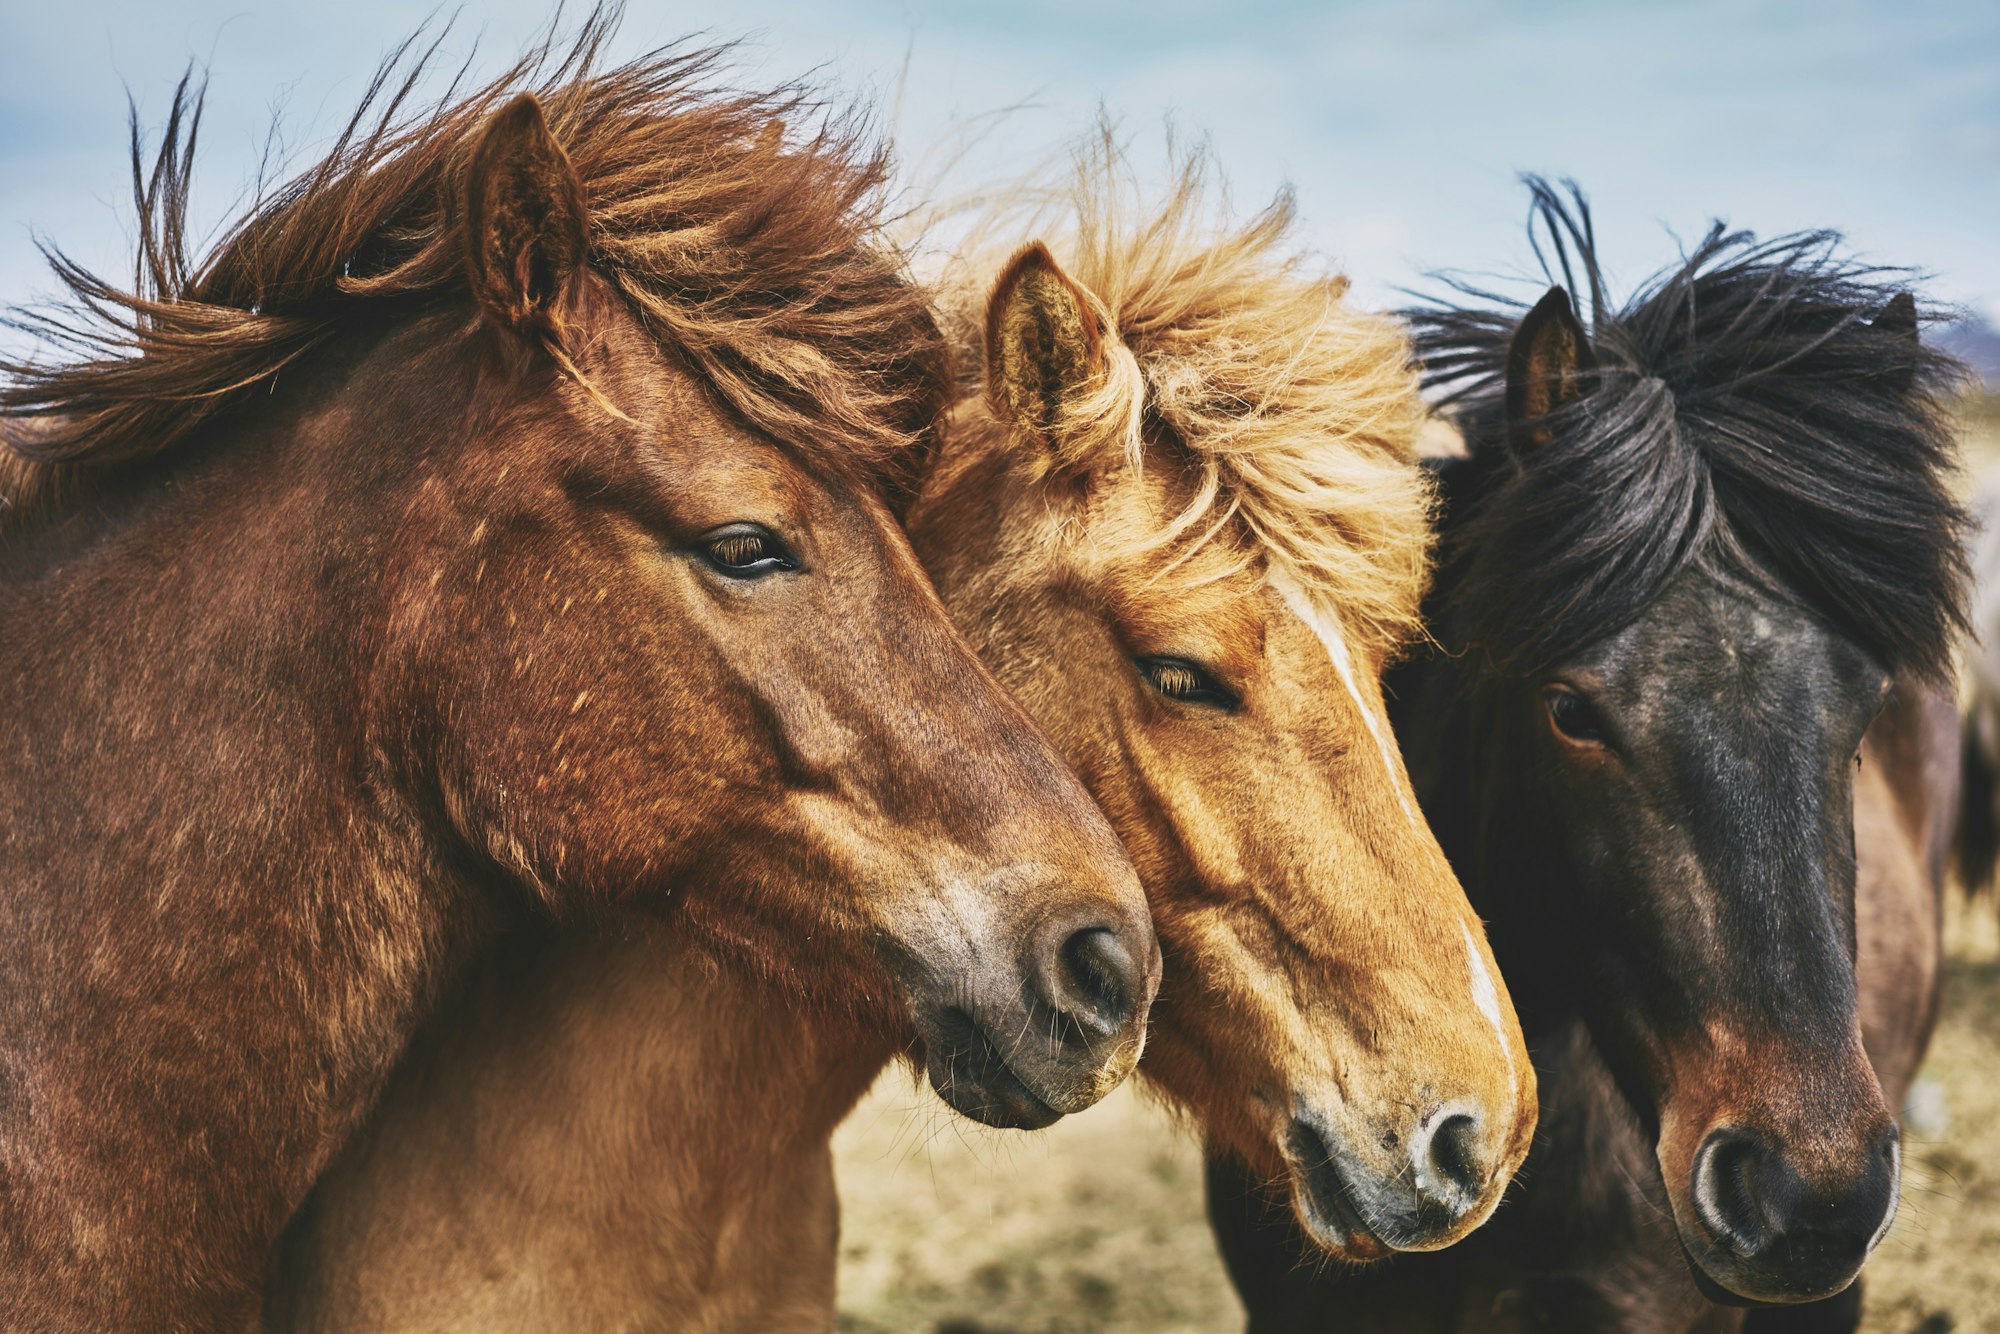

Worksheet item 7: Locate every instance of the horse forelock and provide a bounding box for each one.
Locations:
[0,6,948,538]
[1414,177,1971,681]
[934,127,1435,663]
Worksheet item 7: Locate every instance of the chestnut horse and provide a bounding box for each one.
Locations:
[0,32,1160,1330]
[1209,182,1967,1332]
[266,141,1536,1328]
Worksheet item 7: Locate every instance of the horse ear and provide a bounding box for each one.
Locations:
[1875,291,1919,340]
[1874,292,1920,391]
[985,242,1107,455]
[462,94,587,341]
[1505,285,1597,453]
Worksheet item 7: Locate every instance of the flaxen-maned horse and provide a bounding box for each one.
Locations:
[1209,181,1967,1333]
[0,28,1159,1330]
[265,139,1537,1329]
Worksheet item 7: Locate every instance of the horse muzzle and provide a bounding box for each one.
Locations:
[1283,1098,1512,1259]
[906,904,1155,1129]
[1677,1120,1900,1305]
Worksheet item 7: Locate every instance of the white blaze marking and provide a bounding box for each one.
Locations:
[1270,571,1417,827]
[1272,572,1517,1092]
[1463,920,1518,1100]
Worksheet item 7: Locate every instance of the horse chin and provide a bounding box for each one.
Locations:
[912,1005,1066,1131]
[1677,1237,1777,1308]
[1673,1230,1862,1309]
[1281,1123,1393,1262]
[1285,1179,1393,1262]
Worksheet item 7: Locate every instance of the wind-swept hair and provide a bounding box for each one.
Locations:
[0,7,947,532]
[937,127,1433,657]
[1411,178,1969,678]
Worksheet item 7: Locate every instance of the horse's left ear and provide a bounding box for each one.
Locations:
[1873,292,1920,390]
[1505,285,1597,454]
[462,94,588,342]
[985,242,1109,461]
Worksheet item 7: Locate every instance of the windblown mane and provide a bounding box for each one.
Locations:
[0,11,946,535]
[938,132,1433,655]
[1413,178,1969,678]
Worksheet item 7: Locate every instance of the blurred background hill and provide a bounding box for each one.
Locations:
[1941,316,2000,389]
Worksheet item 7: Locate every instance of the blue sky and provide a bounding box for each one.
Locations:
[2,0,1996,357]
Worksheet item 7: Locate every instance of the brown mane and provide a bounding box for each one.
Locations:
[0,10,946,536]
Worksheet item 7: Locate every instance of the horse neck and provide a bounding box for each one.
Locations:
[0,318,494,1320]
[269,923,897,1327]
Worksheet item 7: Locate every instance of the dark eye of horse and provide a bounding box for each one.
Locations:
[1138,657,1238,710]
[698,524,796,579]
[1542,686,1606,745]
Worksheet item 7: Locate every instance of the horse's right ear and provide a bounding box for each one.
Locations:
[462,94,587,342]
[1873,291,1921,391]
[985,242,1108,458]
[1505,285,1597,453]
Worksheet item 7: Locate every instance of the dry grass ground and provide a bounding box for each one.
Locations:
[834,1080,1237,1334]
[832,398,2000,1333]
[833,900,1998,1332]
[1865,897,2000,1332]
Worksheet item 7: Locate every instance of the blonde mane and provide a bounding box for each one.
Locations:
[939,132,1433,655]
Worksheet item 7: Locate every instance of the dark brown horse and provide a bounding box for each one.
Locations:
[1209,182,1967,1332]
[0,30,1158,1330]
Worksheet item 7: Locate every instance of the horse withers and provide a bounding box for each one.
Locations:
[0,30,1156,1330]
[1209,182,1967,1332]
[268,137,1537,1329]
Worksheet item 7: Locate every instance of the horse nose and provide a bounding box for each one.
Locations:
[1033,920,1145,1046]
[1409,1107,1488,1227]
[1691,1124,1900,1282]
[1284,1102,1508,1255]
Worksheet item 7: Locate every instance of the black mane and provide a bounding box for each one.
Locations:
[1410,178,1969,679]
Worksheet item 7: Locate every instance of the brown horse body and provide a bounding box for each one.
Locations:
[269,928,884,1329]
[0,37,1158,1329]
[268,140,1537,1327]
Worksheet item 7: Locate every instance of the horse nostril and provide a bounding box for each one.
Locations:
[1052,925,1137,1037]
[1410,1110,1485,1221]
[1692,1128,1778,1256]
[1426,1114,1482,1196]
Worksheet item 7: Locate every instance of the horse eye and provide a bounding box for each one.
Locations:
[1543,686,1606,745]
[698,525,796,579]
[1138,657,1238,711]
[710,534,766,565]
